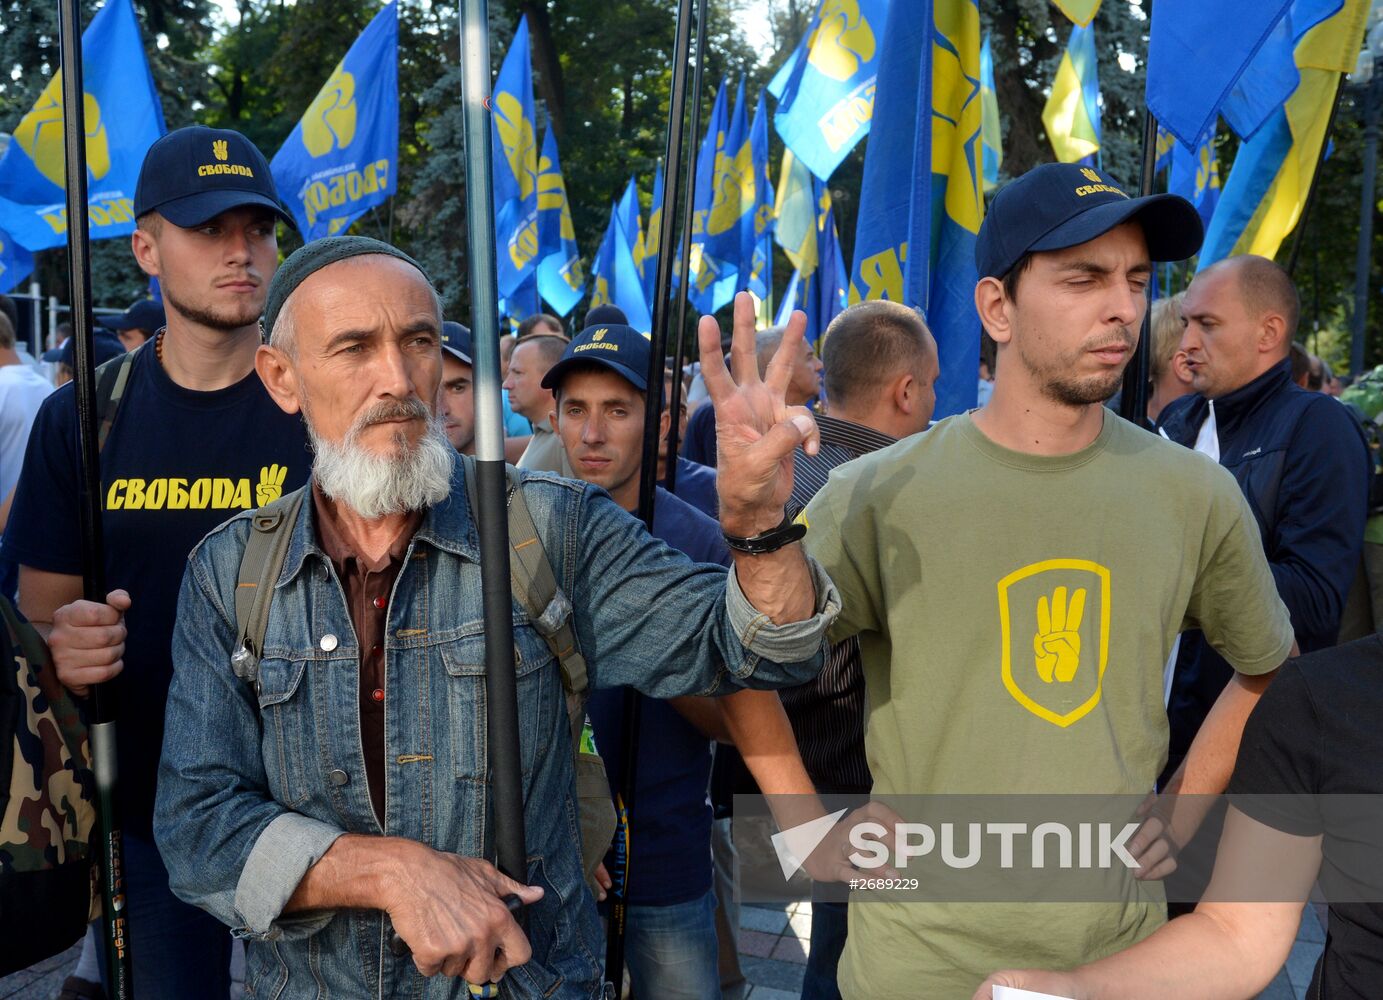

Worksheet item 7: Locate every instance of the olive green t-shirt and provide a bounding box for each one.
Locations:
[802,412,1294,999]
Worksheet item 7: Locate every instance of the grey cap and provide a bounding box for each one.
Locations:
[263,236,431,336]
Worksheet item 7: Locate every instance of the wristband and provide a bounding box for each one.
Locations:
[722,514,806,555]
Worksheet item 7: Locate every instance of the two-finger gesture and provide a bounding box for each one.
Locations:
[699,292,820,536]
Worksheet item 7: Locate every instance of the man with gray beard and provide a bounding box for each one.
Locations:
[152,236,840,999]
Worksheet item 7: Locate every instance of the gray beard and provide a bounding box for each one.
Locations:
[307,406,455,519]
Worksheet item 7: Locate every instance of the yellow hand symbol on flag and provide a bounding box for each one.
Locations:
[1033,585,1086,683]
[256,464,288,506]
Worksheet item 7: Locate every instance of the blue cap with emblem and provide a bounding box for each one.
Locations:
[103,298,166,333]
[541,323,652,392]
[441,321,473,365]
[134,125,296,230]
[975,162,1204,281]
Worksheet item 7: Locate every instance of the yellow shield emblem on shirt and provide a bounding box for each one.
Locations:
[997,558,1111,728]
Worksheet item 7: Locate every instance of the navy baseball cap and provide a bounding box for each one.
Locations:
[134,126,295,229]
[43,330,125,367]
[583,304,628,328]
[976,163,1203,280]
[542,323,652,391]
[104,298,165,333]
[441,321,473,365]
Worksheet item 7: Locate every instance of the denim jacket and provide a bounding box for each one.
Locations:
[155,457,838,999]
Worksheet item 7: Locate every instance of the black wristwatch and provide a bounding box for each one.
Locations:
[722,514,807,555]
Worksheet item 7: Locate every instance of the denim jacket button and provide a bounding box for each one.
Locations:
[327,769,349,787]
[319,633,339,652]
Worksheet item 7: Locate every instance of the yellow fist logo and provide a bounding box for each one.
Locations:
[494,92,537,200]
[808,0,876,81]
[14,73,111,187]
[1033,585,1086,683]
[256,464,288,506]
[300,63,357,157]
[213,139,229,161]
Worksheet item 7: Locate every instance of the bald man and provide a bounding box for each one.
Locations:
[1159,255,1369,788]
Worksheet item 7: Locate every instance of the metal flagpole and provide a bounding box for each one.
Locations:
[603,0,699,987]
[1118,107,1159,425]
[380,3,527,993]
[56,0,133,994]
[662,0,710,495]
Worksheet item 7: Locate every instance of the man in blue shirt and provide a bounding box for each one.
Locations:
[544,321,821,1000]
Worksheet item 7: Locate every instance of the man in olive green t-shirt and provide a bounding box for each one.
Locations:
[801,163,1295,998]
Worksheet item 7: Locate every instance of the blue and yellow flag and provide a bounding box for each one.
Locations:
[979,33,1002,190]
[591,199,652,332]
[1146,0,1293,150]
[744,91,775,301]
[1200,0,1368,266]
[702,80,753,294]
[1168,134,1222,229]
[772,0,891,180]
[644,160,664,304]
[774,149,817,274]
[535,128,584,317]
[271,2,397,241]
[0,0,165,251]
[499,272,540,327]
[0,230,35,294]
[1042,23,1101,164]
[1050,0,1101,26]
[490,16,540,298]
[1219,2,1344,142]
[617,176,647,287]
[850,0,981,419]
[688,81,738,313]
[777,176,846,345]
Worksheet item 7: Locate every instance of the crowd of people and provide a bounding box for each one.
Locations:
[1,124,1380,1000]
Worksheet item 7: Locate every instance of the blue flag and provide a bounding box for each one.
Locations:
[851,0,982,419]
[0,0,165,251]
[0,230,35,294]
[644,160,664,304]
[773,0,892,180]
[1219,1,1343,140]
[498,271,540,327]
[703,79,753,288]
[271,2,398,241]
[689,81,738,313]
[591,200,652,332]
[491,17,540,298]
[979,33,1002,189]
[744,91,775,301]
[1168,134,1222,228]
[535,128,584,317]
[1146,0,1294,150]
[617,176,645,278]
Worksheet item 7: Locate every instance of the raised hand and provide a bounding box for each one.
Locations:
[1033,586,1085,683]
[698,292,820,536]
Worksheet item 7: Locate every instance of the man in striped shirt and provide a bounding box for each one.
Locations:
[781,300,939,1000]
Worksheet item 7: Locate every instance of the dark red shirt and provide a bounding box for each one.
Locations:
[311,486,419,824]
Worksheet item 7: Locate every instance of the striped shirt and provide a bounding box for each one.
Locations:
[783,413,897,793]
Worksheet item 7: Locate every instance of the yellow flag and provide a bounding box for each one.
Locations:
[1051,0,1101,26]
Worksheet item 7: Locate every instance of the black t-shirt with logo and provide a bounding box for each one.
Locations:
[1227,636,1383,999]
[1,346,310,835]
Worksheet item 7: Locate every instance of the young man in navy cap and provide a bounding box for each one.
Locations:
[793,163,1298,997]
[544,322,824,1000]
[1,125,310,996]
[438,320,476,456]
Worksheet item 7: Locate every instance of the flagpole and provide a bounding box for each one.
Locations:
[385,2,525,992]
[603,0,699,988]
[1118,106,1159,425]
[1286,73,1348,277]
[662,0,710,494]
[57,1,133,994]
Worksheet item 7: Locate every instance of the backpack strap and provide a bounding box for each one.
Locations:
[460,455,588,747]
[94,341,145,452]
[231,488,307,687]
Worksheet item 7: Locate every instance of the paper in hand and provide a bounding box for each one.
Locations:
[993,986,1076,1000]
